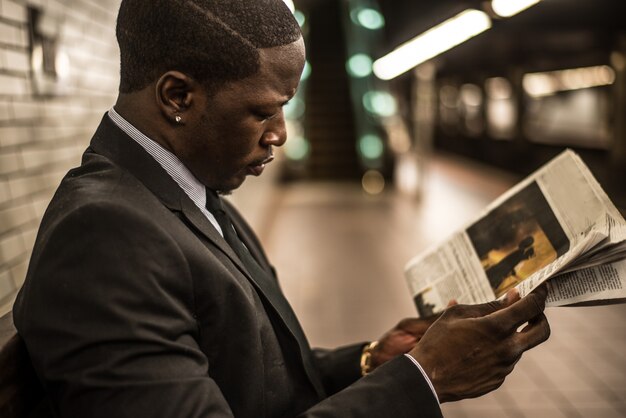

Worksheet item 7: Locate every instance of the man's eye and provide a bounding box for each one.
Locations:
[256,112,277,122]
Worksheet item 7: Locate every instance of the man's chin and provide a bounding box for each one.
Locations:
[215,174,247,195]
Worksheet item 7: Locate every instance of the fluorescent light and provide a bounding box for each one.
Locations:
[346,54,373,78]
[373,10,491,80]
[485,77,513,100]
[362,170,385,195]
[359,134,384,160]
[294,10,306,27]
[300,61,312,81]
[492,0,540,18]
[523,65,616,97]
[460,84,483,107]
[354,8,385,30]
[282,0,295,13]
[362,91,397,117]
[285,135,310,160]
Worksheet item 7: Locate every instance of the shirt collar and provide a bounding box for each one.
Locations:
[107,107,223,236]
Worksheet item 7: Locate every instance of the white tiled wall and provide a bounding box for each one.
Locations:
[0,0,122,314]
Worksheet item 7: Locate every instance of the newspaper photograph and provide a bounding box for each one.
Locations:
[467,180,569,298]
[405,150,626,317]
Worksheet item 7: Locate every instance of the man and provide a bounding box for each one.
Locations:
[13,1,550,417]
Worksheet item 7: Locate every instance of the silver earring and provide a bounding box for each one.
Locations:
[175,115,182,123]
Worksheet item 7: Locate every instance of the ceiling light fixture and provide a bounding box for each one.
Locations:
[491,0,541,18]
[523,65,616,97]
[373,10,492,81]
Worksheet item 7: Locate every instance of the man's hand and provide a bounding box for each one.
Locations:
[409,287,550,402]
[369,314,442,370]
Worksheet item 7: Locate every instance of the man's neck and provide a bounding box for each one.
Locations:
[114,92,174,154]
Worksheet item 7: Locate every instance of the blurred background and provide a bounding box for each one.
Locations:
[0,0,624,416]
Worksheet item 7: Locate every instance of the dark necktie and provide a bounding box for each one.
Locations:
[205,189,256,266]
[204,189,325,397]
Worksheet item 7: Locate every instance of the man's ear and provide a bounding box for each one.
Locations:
[155,71,195,125]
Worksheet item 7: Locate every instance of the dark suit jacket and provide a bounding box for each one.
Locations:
[13,116,442,418]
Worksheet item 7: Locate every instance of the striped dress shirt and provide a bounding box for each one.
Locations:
[107,107,224,237]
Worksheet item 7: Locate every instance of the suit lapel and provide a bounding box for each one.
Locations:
[88,115,246,271]
[89,115,325,397]
[227,207,326,397]
[177,196,251,274]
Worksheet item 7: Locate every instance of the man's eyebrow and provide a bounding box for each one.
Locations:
[260,96,292,107]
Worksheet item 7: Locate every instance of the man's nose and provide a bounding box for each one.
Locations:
[261,113,287,147]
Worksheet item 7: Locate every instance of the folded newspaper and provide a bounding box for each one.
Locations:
[405,150,626,317]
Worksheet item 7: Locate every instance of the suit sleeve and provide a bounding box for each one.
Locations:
[15,202,234,418]
[299,355,442,417]
[16,200,443,418]
[312,344,364,395]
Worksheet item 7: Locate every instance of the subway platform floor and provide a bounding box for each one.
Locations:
[260,154,626,418]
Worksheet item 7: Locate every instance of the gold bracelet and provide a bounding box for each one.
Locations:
[360,340,379,376]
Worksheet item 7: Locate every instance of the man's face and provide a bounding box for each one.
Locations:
[175,38,306,193]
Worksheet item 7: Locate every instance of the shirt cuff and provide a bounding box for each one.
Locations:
[404,353,440,405]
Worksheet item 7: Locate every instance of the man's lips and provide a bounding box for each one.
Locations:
[246,154,275,176]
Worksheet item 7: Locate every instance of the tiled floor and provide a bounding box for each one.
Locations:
[262,153,626,417]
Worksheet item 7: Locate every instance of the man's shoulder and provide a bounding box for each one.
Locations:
[62,149,141,195]
[43,149,167,229]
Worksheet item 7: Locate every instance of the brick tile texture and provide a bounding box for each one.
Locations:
[0,0,120,308]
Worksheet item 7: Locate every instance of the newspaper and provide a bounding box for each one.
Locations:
[405,150,626,317]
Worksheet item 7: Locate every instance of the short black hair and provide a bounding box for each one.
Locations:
[116,0,302,93]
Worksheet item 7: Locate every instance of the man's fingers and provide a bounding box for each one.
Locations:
[529,285,548,299]
[398,317,435,334]
[487,286,547,333]
[504,288,522,306]
[446,299,458,308]
[514,313,551,351]
[452,289,520,318]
